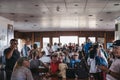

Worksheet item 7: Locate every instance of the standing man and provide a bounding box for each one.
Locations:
[21,43,30,57]
[4,39,20,80]
[99,40,120,80]
[84,38,92,60]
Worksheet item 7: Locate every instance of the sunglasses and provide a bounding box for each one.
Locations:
[52,55,58,57]
[73,55,78,56]
[14,42,18,45]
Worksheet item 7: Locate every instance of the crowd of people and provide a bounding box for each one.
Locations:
[3,38,120,80]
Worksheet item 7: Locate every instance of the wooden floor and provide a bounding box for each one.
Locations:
[42,77,89,80]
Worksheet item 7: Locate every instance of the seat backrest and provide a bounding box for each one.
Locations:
[0,64,6,80]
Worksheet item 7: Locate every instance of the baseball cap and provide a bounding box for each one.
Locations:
[112,40,120,47]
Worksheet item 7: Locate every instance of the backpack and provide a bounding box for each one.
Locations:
[66,68,76,78]
[74,59,89,79]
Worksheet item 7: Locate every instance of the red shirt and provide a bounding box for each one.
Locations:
[50,61,60,73]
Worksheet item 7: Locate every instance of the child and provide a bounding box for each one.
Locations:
[58,52,68,79]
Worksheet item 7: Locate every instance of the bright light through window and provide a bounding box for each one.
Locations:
[60,36,78,45]
[79,37,86,46]
[52,37,59,45]
[43,37,50,48]
[88,37,96,43]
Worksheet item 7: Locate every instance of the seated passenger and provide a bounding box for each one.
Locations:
[11,57,33,80]
[46,52,60,77]
[39,50,51,63]
[69,52,89,80]
[69,52,81,68]
[30,51,47,69]
[30,50,48,80]
[29,43,39,59]
[63,50,70,64]
[58,52,68,79]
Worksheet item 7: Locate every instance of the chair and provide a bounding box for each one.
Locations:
[0,64,6,80]
[30,68,49,80]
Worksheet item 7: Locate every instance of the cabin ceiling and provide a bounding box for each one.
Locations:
[0,0,120,32]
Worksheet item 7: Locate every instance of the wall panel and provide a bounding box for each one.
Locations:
[14,31,114,49]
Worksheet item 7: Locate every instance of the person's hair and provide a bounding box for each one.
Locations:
[41,51,45,55]
[10,39,17,44]
[33,43,37,49]
[51,52,58,59]
[93,43,99,49]
[13,57,29,71]
[59,52,64,56]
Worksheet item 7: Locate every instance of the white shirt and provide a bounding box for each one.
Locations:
[43,46,50,55]
[39,55,51,63]
[106,58,120,80]
[11,66,33,80]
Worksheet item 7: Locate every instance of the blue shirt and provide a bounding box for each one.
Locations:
[70,59,81,68]
[84,42,92,54]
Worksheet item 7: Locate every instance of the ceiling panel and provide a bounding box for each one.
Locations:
[65,0,86,3]
[0,0,119,32]
[43,0,65,3]
[86,0,108,14]
[103,0,120,12]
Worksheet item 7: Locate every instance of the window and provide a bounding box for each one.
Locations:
[60,36,78,45]
[88,37,96,43]
[43,37,50,48]
[17,39,23,52]
[79,37,86,46]
[52,37,59,45]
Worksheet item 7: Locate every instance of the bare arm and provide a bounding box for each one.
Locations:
[5,46,15,59]
[108,70,120,79]
[99,65,120,79]
[39,60,49,68]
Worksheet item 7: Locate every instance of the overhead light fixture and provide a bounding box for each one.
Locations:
[34,25,36,26]
[114,3,120,6]
[42,12,46,14]
[56,6,60,11]
[10,13,15,15]
[24,20,28,22]
[106,12,112,14]
[88,15,93,16]
[74,12,78,14]
[30,15,34,17]
[35,5,39,7]
[74,4,78,6]
[99,19,103,21]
